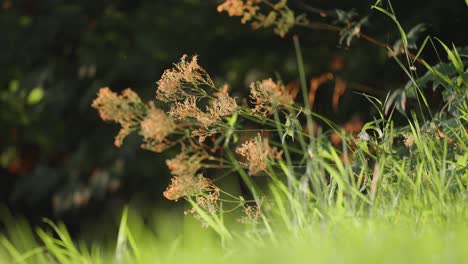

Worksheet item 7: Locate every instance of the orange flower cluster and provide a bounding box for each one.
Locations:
[156,55,237,135]
[217,0,260,24]
[210,88,238,117]
[163,147,221,204]
[250,78,293,116]
[156,55,210,102]
[170,96,219,128]
[190,129,221,144]
[217,0,296,38]
[251,9,295,37]
[236,134,282,175]
[139,102,175,152]
[92,87,175,150]
[169,89,237,130]
[92,87,143,123]
[270,8,295,38]
[168,96,199,120]
[163,174,215,201]
[92,87,145,147]
[166,149,207,178]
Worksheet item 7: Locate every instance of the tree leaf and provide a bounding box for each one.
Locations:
[9,80,19,93]
[27,87,44,105]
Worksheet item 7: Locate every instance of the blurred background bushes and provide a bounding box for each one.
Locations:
[0,0,466,234]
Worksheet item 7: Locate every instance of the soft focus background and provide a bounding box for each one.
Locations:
[0,0,466,234]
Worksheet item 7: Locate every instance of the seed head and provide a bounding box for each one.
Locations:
[163,174,213,201]
[92,87,145,147]
[217,0,260,24]
[140,102,175,143]
[156,55,208,102]
[236,134,282,175]
[250,78,293,116]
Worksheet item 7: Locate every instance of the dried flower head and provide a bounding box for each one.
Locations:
[140,102,175,143]
[169,96,199,119]
[209,87,238,117]
[218,0,295,38]
[191,128,220,143]
[271,8,295,37]
[166,149,207,178]
[156,55,211,102]
[217,0,260,24]
[92,87,145,147]
[92,87,121,121]
[169,96,215,127]
[114,127,131,148]
[238,203,261,224]
[236,134,282,175]
[138,101,176,152]
[163,174,213,201]
[169,90,237,129]
[196,188,220,214]
[140,140,173,153]
[92,87,143,122]
[250,78,293,116]
[179,85,237,142]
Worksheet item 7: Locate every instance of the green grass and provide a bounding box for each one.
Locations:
[1,103,467,263]
[1,202,468,263]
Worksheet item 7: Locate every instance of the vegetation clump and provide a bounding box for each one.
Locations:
[1,0,467,263]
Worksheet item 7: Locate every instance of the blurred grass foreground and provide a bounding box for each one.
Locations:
[1,205,468,263]
[1,0,468,263]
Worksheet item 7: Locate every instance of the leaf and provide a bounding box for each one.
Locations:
[226,111,238,127]
[282,111,301,144]
[27,87,44,105]
[373,0,383,6]
[417,62,457,90]
[0,146,17,167]
[19,16,32,27]
[358,131,371,141]
[338,17,368,47]
[435,38,464,75]
[9,80,19,93]
[413,36,430,63]
[224,112,238,147]
[281,114,297,144]
[421,60,454,86]
[282,118,293,144]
